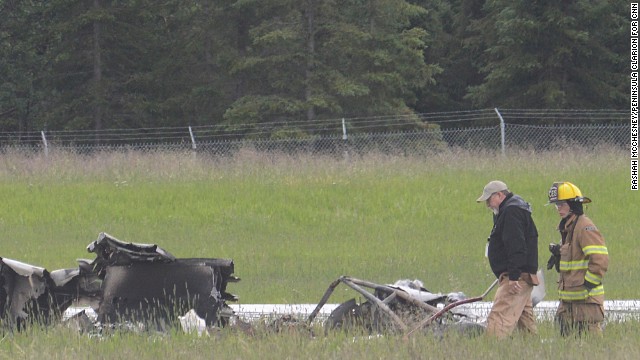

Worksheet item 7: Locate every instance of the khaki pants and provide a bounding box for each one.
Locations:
[556,301,605,337]
[486,276,537,339]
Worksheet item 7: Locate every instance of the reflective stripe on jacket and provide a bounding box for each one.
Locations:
[557,214,609,303]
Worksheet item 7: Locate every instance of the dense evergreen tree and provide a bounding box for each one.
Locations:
[145,0,251,128]
[465,0,627,109]
[0,0,49,134]
[39,0,173,135]
[223,0,439,134]
[411,0,485,112]
[0,0,630,136]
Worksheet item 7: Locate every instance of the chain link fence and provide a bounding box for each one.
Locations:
[0,109,630,157]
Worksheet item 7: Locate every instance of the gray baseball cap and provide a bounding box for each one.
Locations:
[476,180,509,202]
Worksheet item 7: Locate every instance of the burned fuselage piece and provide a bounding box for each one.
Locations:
[86,232,239,328]
[0,257,58,329]
[0,232,239,331]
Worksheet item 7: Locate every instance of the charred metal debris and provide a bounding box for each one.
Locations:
[2,233,531,337]
[0,232,239,332]
[307,276,493,338]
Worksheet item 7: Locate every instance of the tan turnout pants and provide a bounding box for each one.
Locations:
[486,275,538,339]
[556,301,605,337]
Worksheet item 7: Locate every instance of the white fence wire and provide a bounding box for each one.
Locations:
[0,109,630,156]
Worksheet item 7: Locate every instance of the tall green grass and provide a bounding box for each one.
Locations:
[0,147,639,358]
[0,147,637,304]
[1,320,639,359]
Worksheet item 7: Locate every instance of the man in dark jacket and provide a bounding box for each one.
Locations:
[477,180,539,338]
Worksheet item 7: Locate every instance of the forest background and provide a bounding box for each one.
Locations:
[0,0,630,139]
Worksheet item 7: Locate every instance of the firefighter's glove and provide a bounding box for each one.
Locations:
[583,281,597,291]
[547,243,561,272]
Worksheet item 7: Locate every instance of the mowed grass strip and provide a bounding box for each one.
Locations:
[0,147,637,304]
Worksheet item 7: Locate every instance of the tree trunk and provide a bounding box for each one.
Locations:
[305,0,316,122]
[93,0,103,142]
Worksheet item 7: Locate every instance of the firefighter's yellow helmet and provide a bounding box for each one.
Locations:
[548,182,591,204]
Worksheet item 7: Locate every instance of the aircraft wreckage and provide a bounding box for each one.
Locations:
[0,232,544,337]
[0,232,239,332]
[308,273,543,338]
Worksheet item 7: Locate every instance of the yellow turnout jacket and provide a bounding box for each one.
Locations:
[557,213,609,304]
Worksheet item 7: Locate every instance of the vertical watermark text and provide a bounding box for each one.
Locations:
[632,3,639,190]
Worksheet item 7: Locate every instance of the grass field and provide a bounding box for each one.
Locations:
[0,147,638,358]
[1,320,640,360]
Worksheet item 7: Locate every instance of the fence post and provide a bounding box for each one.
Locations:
[342,118,347,140]
[41,131,49,157]
[188,126,197,158]
[494,108,506,156]
[341,118,349,161]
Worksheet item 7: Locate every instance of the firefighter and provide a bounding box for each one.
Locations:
[547,181,609,337]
